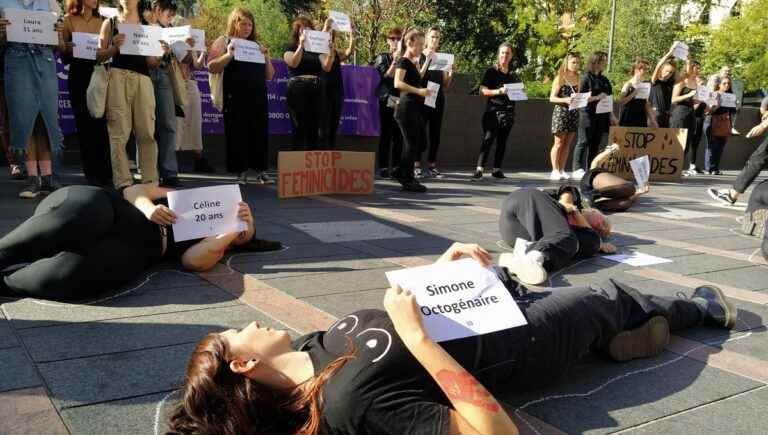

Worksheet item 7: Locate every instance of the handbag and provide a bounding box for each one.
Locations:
[86,17,116,118]
[168,58,188,109]
[711,112,732,138]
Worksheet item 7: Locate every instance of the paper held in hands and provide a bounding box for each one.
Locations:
[303,30,331,54]
[385,258,527,343]
[329,10,353,32]
[167,185,248,242]
[428,53,454,71]
[696,87,711,103]
[72,32,99,60]
[629,155,650,188]
[719,93,737,108]
[634,82,651,100]
[596,95,614,114]
[569,92,590,110]
[3,9,58,46]
[232,38,265,63]
[117,23,164,56]
[672,41,689,60]
[505,83,527,101]
[424,81,440,108]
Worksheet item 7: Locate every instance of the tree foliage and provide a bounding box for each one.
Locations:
[192,0,291,54]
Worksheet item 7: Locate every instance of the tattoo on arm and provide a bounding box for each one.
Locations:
[435,369,500,413]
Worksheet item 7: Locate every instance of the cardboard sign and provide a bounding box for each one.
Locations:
[428,53,454,71]
[720,93,737,108]
[570,92,590,110]
[4,9,58,46]
[596,95,614,114]
[505,82,527,101]
[385,258,528,343]
[303,30,330,54]
[278,151,374,199]
[424,81,440,108]
[117,23,164,56]
[672,41,689,60]
[329,10,352,32]
[232,38,265,63]
[167,185,248,242]
[600,127,688,181]
[72,32,99,60]
[634,82,651,100]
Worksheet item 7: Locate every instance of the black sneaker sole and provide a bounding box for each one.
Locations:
[608,316,670,362]
[742,208,768,238]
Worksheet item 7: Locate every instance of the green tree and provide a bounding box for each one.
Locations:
[193,0,291,53]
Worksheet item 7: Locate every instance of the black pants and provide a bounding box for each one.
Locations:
[322,89,343,149]
[378,100,403,170]
[499,189,601,272]
[394,101,424,182]
[656,112,670,128]
[223,94,269,174]
[747,181,768,259]
[0,186,162,301]
[573,116,606,172]
[686,115,705,168]
[476,111,512,169]
[423,96,444,164]
[733,134,768,193]
[69,60,112,185]
[286,77,326,150]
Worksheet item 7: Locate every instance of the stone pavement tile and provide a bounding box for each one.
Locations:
[449,221,501,236]
[0,347,40,393]
[362,235,455,252]
[0,386,68,435]
[645,254,754,276]
[3,285,239,329]
[629,228,732,242]
[61,390,175,435]
[548,259,653,288]
[718,329,768,363]
[260,268,397,298]
[606,219,680,233]
[257,228,330,245]
[607,232,658,247]
[230,255,393,280]
[252,221,297,236]
[501,353,760,435]
[228,242,360,262]
[689,266,768,291]
[0,310,19,350]
[621,385,768,434]
[301,288,386,317]
[687,234,763,251]
[18,304,276,362]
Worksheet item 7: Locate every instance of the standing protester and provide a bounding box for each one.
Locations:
[320,17,355,149]
[471,42,520,181]
[208,7,275,184]
[97,0,159,189]
[703,77,736,175]
[372,27,403,179]
[688,73,708,175]
[571,51,618,180]
[618,58,658,128]
[283,17,333,150]
[707,117,768,206]
[393,28,432,193]
[708,65,744,135]
[670,60,702,177]
[0,0,65,198]
[61,0,112,187]
[0,58,20,179]
[650,45,678,128]
[549,52,581,181]
[416,26,452,179]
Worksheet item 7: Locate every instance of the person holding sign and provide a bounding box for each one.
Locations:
[571,51,618,180]
[283,17,333,151]
[670,60,704,177]
[208,8,275,184]
[703,77,736,175]
[470,42,520,181]
[618,58,658,128]
[549,52,581,180]
[168,242,737,435]
[372,27,403,179]
[650,45,679,128]
[319,16,355,149]
[0,0,65,198]
[581,144,649,212]
[60,0,112,187]
[97,0,160,189]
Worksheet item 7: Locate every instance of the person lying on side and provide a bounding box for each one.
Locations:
[580,144,650,212]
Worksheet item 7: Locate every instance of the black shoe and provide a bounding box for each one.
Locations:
[608,316,670,362]
[231,238,283,253]
[161,177,182,188]
[40,175,61,195]
[692,285,737,330]
[470,170,483,181]
[18,176,41,199]
[491,170,506,179]
[194,157,215,173]
[707,187,736,205]
[401,179,427,193]
[379,168,389,179]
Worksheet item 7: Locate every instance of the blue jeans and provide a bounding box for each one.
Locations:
[704,117,728,173]
[150,67,177,179]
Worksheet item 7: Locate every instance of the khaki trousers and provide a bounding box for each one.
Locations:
[107,68,158,188]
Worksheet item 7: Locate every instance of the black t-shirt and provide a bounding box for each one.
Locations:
[480,67,520,112]
[322,50,344,96]
[650,76,675,115]
[396,57,425,105]
[579,72,613,118]
[110,17,150,76]
[372,52,399,99]
[286,43,322,77]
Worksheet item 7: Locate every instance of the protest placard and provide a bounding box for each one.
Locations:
[630,155,650,188]
[634,82,651,99]
[160,25,190,44]
[278,151,374,198]
[303,30,330,54]
[672,41,689,60]
[600,127,688,181]
[720,93,737,108]
[190,29,205,51]
[569,92,590,110]
[424,81,440,108]
[385,258,528,343]
[428,53,454,71]
[72,32,99,60]
[117,23,164,56]
[329,10,352,32]
[167,185,248,242]
[505,83,527,101]
[4,9,58,45]
[696,87,711,103]
[596,95,614,114]
[232,38,265,63]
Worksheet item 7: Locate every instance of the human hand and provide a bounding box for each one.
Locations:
[610,114,619,126]
[113,33,126,48]
[323,18,334,32]
[420,87,434,98]
[599,93,609,100]
[384,285,428,345]
[746,121,768,139]
[0,18,9,30]
[393,47,402,62]
[54,22,64,33]
[561,203,578,214]
[185,36,195,47]
[159,39,170,54]
[440,242,492,267]
[600,242,618,254]
[146,204,177,225]
[299,29,306,47]
[61,41,75,51]
[637,183,650,194]
[607,143,620,154]
[260,44,269,56]
[227,40,235,56]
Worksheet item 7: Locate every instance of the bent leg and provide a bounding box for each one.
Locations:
[592,172,636,199]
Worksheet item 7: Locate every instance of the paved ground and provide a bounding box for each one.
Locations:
[1,166,767,434]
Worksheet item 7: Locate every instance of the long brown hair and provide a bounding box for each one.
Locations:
[291,16,314,46]
[557,52,581,81]
[496,42,514,71]
[629,57,650,75]
[226,7,259,42]
[587,51,608,74]
[167,333,354,435]
[66,0,102,16]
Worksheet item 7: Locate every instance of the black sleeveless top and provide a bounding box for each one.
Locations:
[286,43,322,77]
[676,86,695,108]
[110,16,150,76]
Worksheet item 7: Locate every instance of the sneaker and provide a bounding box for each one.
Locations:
[237,171,248,185]
[161,177,182,188]
[559,171,570,180]
[571,169,586,180]
[498,250,547,286]
[707,187,736,205]
[401,179,427,193]
[742,207,768,238]
[682,169,696,177]
[694,167,705,175]
[470,170,483,181]
[608,316,670,362]
[194,157,215,173]
[257,172,274,185]
[379,168,390,179]
[40,175,61,194]
[414,167,423,179]
[19,176,41,199]
[491,170,506,179]
[731,128,741,136]
[712,170,722,175]
[691,285,737,330]
[9,164,23,180]
[549,170,561,181]
[428,167,443,178]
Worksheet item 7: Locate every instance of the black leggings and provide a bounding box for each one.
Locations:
[499,189,601,272]
[377,101,403,170]
[733,134,768,194]
[573,116,607,172]
[286,77,326,150]
[322,90,343,149]
[394,101,425,182]
[590,172,637,212]
[0,186,162,301]
[69,59,112,185]
[423,96,444,164]
[686,115,705,168]
[476,111,512,169]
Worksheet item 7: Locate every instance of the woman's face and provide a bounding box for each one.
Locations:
[691,63,701,76]
[236,17,253,40]
[407,35,425,56]
[661,64,676,80]
[566,56,580,73]
[426,30,441,50]
[719,78,732,93]
[119,0,138,11]
[221,321,292,361]
[594,57,607,73]
[386,34,401,52]
[154,7,175,27]
[84,0,98,11]
[498,46,512,68]
[634,63,649,79]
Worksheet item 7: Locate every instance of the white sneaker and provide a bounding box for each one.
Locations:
[549,170,561,181]
[560,171,570,180]
[499,251,548,286]
[571,169,586,180]
[414,168,423,179]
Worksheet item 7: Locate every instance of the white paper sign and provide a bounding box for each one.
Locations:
[696,87,711,103]
[167,185,248,242]
[385,258,528,343]
[428,53,454,71]
[603,252,673,267]
[329,10,352,32]
[720,93,737,108]
[672,41,689,60]
[160,25,190,44]
[424,81,440,108]
[190,29,205,51]
[117,23,164,56]
[569,92,590,110]
[596,95,614,114]
[505,83,527,101]
[170,40,190,62]
[630,155,650,188]
[3,9,58,46]
[232,38,265,63]
[72,32,99,60]
[99,6,118,18]
[634,82,651,100]
[303,30,330,54]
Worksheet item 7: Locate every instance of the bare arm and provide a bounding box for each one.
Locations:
[123,184,177,225]
[419,55,432,79]
[181,202,255,272]
[207,37,232,74]
[320,48,334,72]
[394,67,428,97]
[645,100,658,127]
[265,48,275,81]
[590,143,619,170]
[480,86,505,98]
[617,81,637,105]
[549,76,570,104]
[283,33,306,68]
[651,45,674,83]
[671,82,695,104]
[97,18,121,63]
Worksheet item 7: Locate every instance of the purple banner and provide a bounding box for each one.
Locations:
[56,55,76,135]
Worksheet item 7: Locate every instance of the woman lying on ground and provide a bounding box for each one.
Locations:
[0,185,280,301]
[580,144,650,212]
[168,242,735,435]
[498,187,616,285]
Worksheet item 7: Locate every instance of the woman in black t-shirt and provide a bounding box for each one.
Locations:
[372,27,404,179]
[320,18,356,149]
[471,42,521,181]
[650,44,679,128]
[618,58,658,128]
[168,243,735,435]
[392,28,434,193]
[704,77,737,174]
[671,60,704,177]
[283,17,334,151]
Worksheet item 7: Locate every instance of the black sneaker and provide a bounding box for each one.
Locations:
[470,170,483,181]
[161,177,182,188]
[401,179,427,193]
[19,176,41,199]
[40,175,61,195]
[707,187,736,205]
[428,167,444,178]
[691,285,737,330]
[379,168,389,179]
[608,316,670,362]
[194,157,215,173]
[742,208,768,238]
[491,170,506,179]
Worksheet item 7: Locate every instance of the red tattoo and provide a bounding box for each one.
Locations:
[435,369,500,413]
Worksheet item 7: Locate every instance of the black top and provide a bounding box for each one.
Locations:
[650,76,675,115]
[480,66,520,112]
[395,57,424,105]
[420,53,445,105]
[154,198,204,259]
[579,168,608,206]
[619,83,649,127]
[372,52,399,100]
[322,50,344,96]
[286,43,322,78]
[675,86,695,109]
[223,39,268,110]
[579,71,613,118]
[110,17,150,76]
